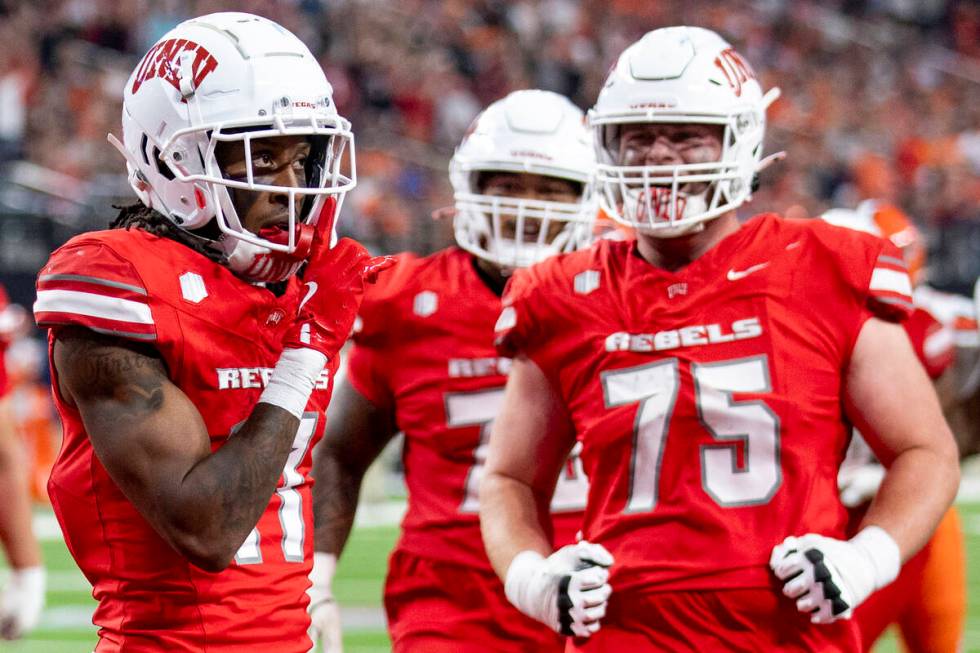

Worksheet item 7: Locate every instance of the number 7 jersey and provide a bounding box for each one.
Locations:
[348,247,587,571]
[495,214,914,594]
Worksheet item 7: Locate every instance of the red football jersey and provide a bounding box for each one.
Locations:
[34,228,335,652]
[347,247,587,571]
[496,214,914,595]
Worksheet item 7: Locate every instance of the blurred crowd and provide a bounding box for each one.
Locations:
[1,0,978,280]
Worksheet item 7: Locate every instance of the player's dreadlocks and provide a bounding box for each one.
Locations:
[110,202,225,264]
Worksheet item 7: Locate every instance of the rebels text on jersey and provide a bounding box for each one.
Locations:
[34,229,335,652]
[495,214,914,595]
[348,247,587,571]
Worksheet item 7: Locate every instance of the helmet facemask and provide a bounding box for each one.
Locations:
[594,111,764,238]
[447,89,597,272]
[453,172,592,272]
[160,114,355,283]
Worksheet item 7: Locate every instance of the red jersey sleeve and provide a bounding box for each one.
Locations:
[345,252,418,409]
[864,240,915,323]
[345,344,394,410]
[34,239,157,342]
[494,267,541,360]
[805,220,914,358]
[905,307,955,379]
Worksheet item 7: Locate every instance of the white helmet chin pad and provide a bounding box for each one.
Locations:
[589,26,780,235]
[110,12,356,282]
[449,90,596,269]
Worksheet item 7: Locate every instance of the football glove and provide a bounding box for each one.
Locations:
[284,237,394,361]
[770,527,900,624]
[837,462,885,508]
[0,566,45,640]
[504,541,614,638]
[307,552,342,653]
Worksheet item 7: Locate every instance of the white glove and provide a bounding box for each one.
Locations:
[504,541,614,638]
[837,462,885,508]
[307,552,343,653]
[770,526,900,624]
[0,566,45,640]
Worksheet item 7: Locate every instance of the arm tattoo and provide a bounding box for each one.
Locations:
[57,328,167,416]
[186,404,298,545]
[54,327,302,567]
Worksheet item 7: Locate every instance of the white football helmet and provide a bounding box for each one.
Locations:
[109,12,355,283]
[449,90,595,269]
[590,26,781,237]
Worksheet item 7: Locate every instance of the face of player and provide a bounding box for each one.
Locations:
[214,135,312,236]
[616,123,723,195]
[478,172,582,243]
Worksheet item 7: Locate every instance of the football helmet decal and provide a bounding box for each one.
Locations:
[449,90,596,270]
[589,26,781,237]
[109,12,355,283]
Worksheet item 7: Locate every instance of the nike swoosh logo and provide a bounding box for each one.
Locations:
[727,262,770,281]
[299,281,318,311]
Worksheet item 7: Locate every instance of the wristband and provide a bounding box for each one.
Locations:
[310,551,337,591]
[850,525,901,589]
[259,347,327,418]
[504,550,546,612]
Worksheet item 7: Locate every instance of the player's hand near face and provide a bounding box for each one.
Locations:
[287,236,394,361]
[52,229,393,574]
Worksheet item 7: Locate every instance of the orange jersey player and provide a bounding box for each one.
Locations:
[480,27,959,652]
[824,204,966,653]
[32,12,389,653]
[309,90,593,652]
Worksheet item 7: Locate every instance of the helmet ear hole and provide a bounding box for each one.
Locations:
[152,146,176,181]
[139,133,151,166]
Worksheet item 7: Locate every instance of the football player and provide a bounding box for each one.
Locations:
[31,13,389,652]
[308,90,593,652]
[0,288,44,640]
[480,27,959,650]
[823,203,966,653]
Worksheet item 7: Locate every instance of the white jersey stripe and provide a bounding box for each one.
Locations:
[924,324,955,360]
[870,268,913,298]
[34,289,153,325]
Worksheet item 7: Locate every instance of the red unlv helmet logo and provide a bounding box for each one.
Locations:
[131,39,219,96]
[713,48,756,98]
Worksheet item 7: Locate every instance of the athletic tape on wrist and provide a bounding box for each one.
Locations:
[851,525,901,588]
[310,552,338,590]
[504,550,546,612]
[259,347,327,419]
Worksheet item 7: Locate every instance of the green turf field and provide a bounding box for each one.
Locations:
[3,504,979,652]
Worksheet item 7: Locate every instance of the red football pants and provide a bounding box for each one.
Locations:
[569,586,861,652]
[383,549,565,653]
